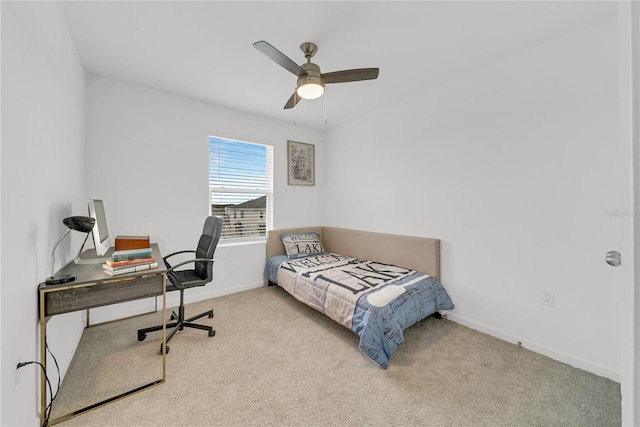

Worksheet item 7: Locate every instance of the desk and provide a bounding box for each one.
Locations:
[38,244,167,426]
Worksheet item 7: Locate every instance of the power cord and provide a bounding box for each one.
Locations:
[17,338,61,427]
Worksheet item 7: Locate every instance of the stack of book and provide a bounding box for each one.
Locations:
[103,238,158,276]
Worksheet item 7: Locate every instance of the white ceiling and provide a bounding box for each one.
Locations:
[58,1,616,130]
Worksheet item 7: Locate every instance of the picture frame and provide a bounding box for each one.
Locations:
[287,140,315,186]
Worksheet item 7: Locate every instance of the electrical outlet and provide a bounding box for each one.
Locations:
[540,289,555,307]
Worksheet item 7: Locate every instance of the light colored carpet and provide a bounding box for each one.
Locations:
[50,285,621,426]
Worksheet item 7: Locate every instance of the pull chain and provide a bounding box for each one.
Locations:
[293,91,297,127]
[324,88,328,126]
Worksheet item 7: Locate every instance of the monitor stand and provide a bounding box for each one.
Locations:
[73,234,112,265]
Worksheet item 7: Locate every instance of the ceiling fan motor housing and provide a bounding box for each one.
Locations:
[297,62,322,88]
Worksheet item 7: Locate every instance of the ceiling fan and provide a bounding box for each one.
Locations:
[253,40,379,109]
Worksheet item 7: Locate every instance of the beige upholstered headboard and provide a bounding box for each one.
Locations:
[267,226,441,280]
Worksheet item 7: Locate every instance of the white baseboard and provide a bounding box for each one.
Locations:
[59,286,621,384]
[86,282,264,324]
[446,313,620,382]
[181,281,264,306]
[87,298,159,325]
[46,312,85,382]
[50,281,261,387]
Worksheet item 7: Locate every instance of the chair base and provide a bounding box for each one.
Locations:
[137,289,215,354]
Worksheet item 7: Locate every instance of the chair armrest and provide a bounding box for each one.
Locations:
[163,249,196,261]
[163,250,196,268]
[166,258,214,272]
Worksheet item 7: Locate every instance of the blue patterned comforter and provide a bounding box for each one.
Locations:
[268,253,454,368]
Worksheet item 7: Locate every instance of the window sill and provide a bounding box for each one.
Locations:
[218,238,266,248]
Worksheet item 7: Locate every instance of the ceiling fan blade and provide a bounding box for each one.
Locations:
[253,40,306,77]
[284,91,302,109]
[322,68,379,84]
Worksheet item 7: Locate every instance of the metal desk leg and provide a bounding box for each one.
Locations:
[39,291,47,427]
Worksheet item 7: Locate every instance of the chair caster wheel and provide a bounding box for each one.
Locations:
[138,332,147,342]
[209,330,216,337]
[160,344,170,354]
[208,312,214,319]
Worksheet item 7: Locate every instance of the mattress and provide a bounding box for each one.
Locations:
[267,252,454,367]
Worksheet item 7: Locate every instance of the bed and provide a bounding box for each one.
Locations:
[265,226,454,368]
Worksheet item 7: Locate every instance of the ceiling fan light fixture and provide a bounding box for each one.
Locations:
[297,82,324,99]
[296,73,324,99]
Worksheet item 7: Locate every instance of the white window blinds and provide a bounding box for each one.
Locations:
[209,136,273,240]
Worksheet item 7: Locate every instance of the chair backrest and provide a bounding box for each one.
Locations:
[195,216,223,280]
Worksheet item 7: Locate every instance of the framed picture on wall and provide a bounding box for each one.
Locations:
[287,140,315,186]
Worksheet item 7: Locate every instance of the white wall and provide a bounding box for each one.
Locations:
[324,15,624,380]
[85,76,325,321]
[0,1,629,424]
[1,2,87,425]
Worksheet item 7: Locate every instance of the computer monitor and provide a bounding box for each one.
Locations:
[88,198,110,256]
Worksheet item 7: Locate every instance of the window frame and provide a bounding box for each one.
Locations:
[209,135,273,243]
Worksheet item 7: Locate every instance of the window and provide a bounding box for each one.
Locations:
[209,136,273,241]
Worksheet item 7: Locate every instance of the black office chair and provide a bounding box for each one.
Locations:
[137,215,223,354]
